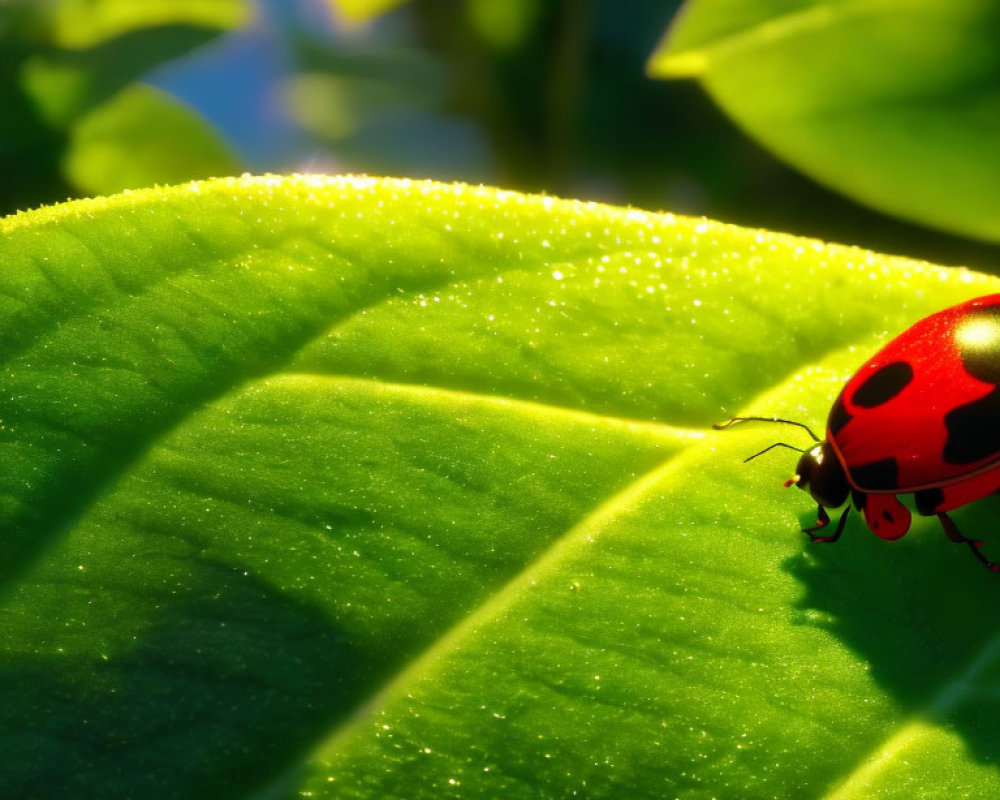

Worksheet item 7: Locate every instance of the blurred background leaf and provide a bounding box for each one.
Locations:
[649,0,1000,244]
[0,0,248,214]
[325,0,409,27]
[48,0,248,49]
[64,83,240,196]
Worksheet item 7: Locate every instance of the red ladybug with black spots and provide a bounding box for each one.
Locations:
[717,293,1000,570]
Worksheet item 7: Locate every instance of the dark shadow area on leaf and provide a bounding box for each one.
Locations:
[785,498,1000,775]
[0,567,400,800]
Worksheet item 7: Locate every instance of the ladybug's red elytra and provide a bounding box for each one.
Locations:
[717,293,1000,571]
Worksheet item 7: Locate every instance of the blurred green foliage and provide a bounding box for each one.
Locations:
[651,0,1000,244]
[4,0,1000,271]
[0,0,244,214]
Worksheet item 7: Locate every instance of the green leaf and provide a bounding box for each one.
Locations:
[648,0,1000,242]
[46,0,250,49]
[64,84,241,196]
[2,175,1000,799]
[22,21,242,128]
[324,0,409,27]
[1,0,249,214]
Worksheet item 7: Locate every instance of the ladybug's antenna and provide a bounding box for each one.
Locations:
[712,416,820,443]
[743,442,807,463]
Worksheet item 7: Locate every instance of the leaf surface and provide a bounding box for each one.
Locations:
[2,176,1000,798]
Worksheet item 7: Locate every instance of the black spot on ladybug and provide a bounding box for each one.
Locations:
[850,361,914,408]
[849,457,899,491]
[827,394,852,436]
[881,509,895,523]
[954,307,1000,385]
[943,387,1000,464]
[915,487,945,516]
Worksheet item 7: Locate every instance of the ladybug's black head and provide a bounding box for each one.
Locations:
[787,441,850,509]
[713,417,850,508]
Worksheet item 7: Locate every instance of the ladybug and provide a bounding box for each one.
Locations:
[717,293,1000,571]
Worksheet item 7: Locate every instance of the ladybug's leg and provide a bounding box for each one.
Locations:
[802,506,850,543]
[937,512,1000,572]
[801,505,829,537]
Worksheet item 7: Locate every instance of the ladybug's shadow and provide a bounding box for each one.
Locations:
[784,498,1000,770]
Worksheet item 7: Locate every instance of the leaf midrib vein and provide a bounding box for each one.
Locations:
[245,447,695,800]
[268,372,704,439]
